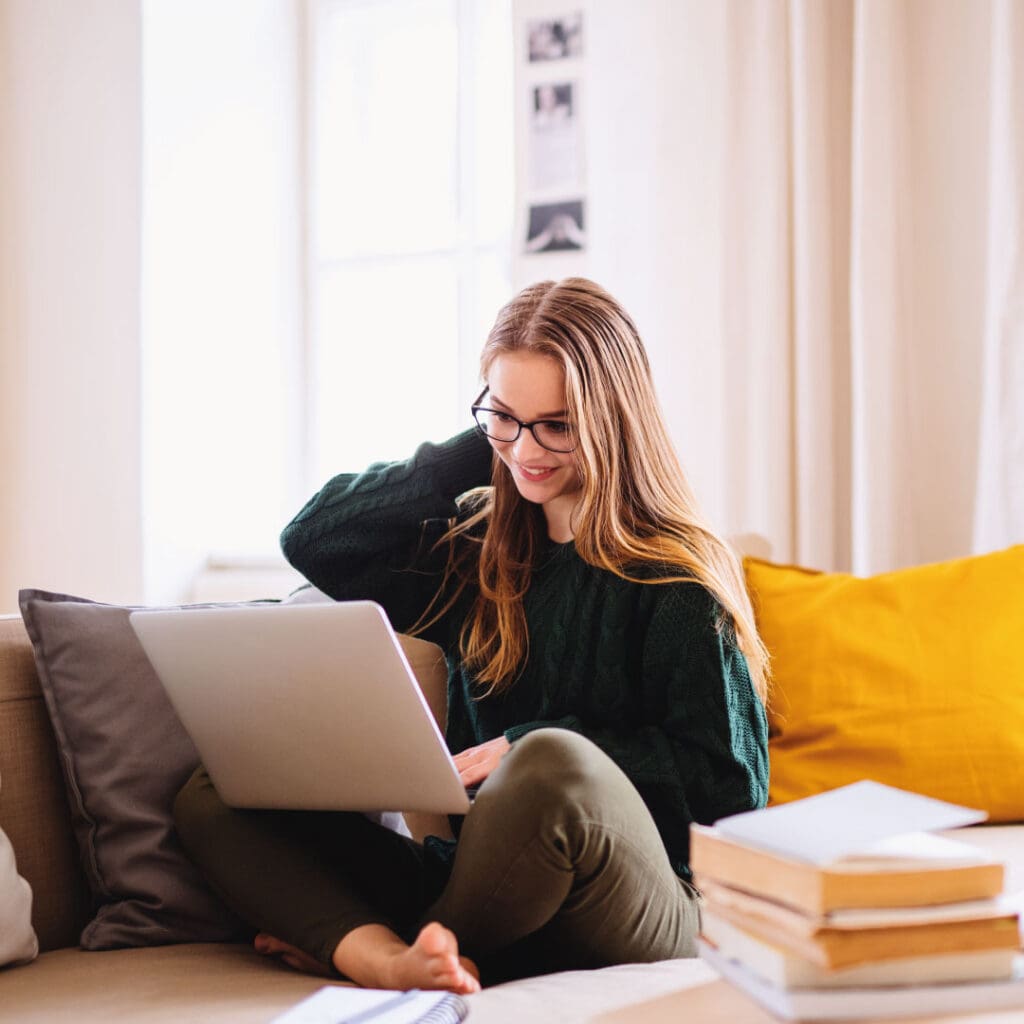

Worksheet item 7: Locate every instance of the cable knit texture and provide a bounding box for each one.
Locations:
[281,429,769,879]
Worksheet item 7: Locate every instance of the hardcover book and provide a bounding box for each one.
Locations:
[701,909,1018,989]
[700,939,1024,1022]
[691,824,1004,915]
[699,878,1020,969]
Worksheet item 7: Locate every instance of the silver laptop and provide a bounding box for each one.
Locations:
[129,601,471,815]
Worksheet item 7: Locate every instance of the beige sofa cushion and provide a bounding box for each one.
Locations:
[0,942,718,1024]
[0,615,91,950]
[1,944,344,1024]
[0,790,37,966]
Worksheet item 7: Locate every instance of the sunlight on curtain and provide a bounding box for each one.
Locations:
[715,0,1016,572]
[973,0,1024,553]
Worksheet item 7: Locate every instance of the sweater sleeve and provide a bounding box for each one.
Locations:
[503,584,769,875]
[280,429,493,637]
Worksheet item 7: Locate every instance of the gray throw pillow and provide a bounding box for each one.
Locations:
[18,589,257,950]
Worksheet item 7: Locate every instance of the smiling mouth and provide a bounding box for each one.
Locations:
[517,465,557,480]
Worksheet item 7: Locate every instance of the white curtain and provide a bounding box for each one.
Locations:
[720,0,1022,573]
[535,0,1021,575]
[974,0,1024,555]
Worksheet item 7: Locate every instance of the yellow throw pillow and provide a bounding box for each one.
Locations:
[745,546,1024,821]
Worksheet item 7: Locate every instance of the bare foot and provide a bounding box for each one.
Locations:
[385,922,480,994]
[332,921,480,994]
[254,932,334,977]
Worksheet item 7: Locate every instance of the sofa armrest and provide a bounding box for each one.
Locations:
[0,615,92,950]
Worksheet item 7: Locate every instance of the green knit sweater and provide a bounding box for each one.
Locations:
[280,429,769,879]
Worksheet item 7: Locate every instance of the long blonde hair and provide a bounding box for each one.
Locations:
[414,278,769,702]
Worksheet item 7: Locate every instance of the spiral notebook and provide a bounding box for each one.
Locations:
[269,986,469,1024]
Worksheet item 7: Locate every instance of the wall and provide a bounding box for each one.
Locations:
[0,0,143,612]
[0,0,301,611]
[512,0,740,535]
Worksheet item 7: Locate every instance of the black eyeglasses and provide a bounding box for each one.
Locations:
[471,388,577,453]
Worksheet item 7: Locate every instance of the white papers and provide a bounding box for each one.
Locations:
[857,829,994,862]
[823,898,1007,929]
[714,781,987,864]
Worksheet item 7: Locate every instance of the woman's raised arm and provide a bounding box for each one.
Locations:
[280,429,493,637]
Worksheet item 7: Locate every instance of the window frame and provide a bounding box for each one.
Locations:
[298,0,513,499]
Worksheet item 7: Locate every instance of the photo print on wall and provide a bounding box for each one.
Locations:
[519,9,586,260]
[527,12,583,62]
[525,199,586,253]
[529,81,580,190]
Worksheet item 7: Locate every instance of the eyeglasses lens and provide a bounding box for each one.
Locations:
[473,409,575,453]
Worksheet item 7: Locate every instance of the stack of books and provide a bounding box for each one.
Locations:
[693,782,1024,1020]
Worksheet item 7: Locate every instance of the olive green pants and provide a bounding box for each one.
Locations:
[174,728,701,983]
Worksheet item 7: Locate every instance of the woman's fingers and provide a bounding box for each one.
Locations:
[454,750,492,786]
[453,736,512,786]
[458,763,487,787]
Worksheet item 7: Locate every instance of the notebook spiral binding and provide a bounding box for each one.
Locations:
[418,993,469,1024]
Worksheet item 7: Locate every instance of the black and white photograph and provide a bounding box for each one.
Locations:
[528,82,581,191]
[525,199,586,253]
[527,12,583,62]
[532,82,574,127]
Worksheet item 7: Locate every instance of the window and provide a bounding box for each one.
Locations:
[142,0,512,602]
[306,0,514,485]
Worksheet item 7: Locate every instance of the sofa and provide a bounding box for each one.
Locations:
[2,543,1023,1023]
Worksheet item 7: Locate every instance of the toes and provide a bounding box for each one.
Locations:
[283,951,331,977]
[452,967,480,995]
[459,955,480,981]
[458,968,481,994]
[254,933,329,977]
[434,955,479,994]
[407,922,478,994]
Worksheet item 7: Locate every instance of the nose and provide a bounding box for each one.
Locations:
[511,426,546,462]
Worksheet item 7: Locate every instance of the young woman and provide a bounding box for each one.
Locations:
[174,277,769,994]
